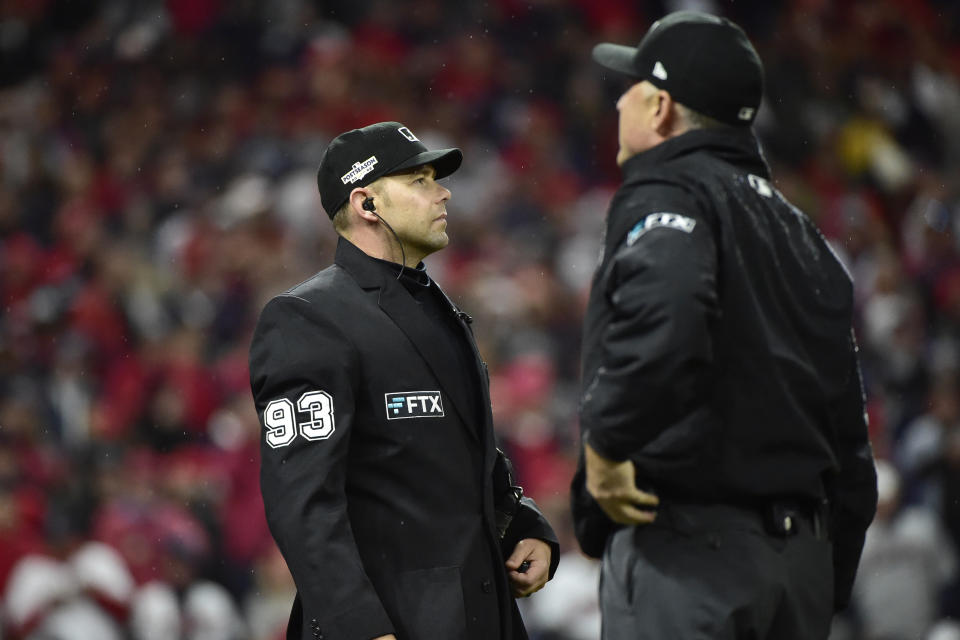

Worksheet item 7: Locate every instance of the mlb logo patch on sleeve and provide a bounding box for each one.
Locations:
[626,212,696,246]
[385,391,444,420]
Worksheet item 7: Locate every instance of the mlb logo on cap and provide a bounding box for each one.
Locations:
[397,127,419,142]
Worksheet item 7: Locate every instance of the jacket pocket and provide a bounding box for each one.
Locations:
[394,566,467,640]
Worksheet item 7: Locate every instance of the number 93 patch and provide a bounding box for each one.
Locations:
[262,390,335,448]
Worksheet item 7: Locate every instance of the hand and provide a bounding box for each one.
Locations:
[584,442,659,525]
[505,538,551,597]
[371,635,397,640]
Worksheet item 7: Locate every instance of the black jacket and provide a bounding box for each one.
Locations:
[250,238,558,640]
[571,128,877,610]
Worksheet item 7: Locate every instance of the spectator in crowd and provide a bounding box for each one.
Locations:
[852,459,957,640]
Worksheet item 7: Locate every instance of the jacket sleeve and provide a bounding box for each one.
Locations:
[581,207,719,461]
[827,331,878,612]
[569,450,621,558]
[250,295,395,640]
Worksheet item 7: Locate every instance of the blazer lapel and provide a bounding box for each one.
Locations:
[435,287,499,465]
[376,279,480,442]
[334,238,480,441]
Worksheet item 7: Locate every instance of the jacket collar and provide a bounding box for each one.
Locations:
[620,127,771,181]
[334,236,391,289]
[334,236,482,441]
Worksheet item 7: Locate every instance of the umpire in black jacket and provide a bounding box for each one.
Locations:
[570,11,878,640]
[250,122,558,640]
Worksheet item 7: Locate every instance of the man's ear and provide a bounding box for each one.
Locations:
[348,188,379,223]
[652,90,677,137]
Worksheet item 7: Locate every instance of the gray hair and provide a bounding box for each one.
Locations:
[675,102,727,131]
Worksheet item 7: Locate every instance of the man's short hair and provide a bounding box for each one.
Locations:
[331,177,390,235]
[331,202,351,234]
[676,102,727,131]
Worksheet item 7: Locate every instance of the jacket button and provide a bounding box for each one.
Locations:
[481,579,492,593]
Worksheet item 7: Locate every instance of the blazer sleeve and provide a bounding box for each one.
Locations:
[501,495,561,579]
[492,448,560,578]
[827,331,878,612]
[250,294,395,640]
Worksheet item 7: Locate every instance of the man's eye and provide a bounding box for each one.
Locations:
[415,177,426,184]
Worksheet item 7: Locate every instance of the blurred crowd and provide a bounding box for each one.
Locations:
[0,0,959,638]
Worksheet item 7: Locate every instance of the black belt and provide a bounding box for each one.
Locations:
[658,497,831,541]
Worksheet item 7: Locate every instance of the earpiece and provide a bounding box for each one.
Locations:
[360,194,406,278]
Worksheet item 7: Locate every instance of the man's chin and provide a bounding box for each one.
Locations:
[420,234,449,257]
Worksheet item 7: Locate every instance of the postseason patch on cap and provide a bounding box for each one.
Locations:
[341,156,378,184]
[384,391,444,420]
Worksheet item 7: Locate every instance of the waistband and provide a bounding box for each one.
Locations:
[656,497,831,541]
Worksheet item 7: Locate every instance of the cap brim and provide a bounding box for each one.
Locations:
[390,148,463,180]
[592,43,641,77]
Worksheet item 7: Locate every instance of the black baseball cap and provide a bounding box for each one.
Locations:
[592,11,763,126]
[317,121,463,218]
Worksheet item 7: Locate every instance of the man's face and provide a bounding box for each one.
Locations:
[375,164,452,261]
[616,80,661,166]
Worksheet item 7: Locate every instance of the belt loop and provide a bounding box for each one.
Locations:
[817,497,831,541]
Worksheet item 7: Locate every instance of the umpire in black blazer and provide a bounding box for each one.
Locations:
[249,122,559,640]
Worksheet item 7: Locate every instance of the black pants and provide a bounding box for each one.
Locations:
[600,502,833,640]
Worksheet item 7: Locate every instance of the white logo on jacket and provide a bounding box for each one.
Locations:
[626,212,697,246]
[385,391,444,419]
[263,389,335,448]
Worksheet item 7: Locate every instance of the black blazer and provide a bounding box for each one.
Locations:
[250,238,558,640]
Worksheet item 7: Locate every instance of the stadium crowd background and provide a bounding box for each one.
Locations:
[1,0,959,638]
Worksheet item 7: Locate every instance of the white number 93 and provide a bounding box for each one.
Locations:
[263,390,335,448]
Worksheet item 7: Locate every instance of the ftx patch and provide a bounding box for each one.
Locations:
[385,391,444,420]
[626,212,696,246]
